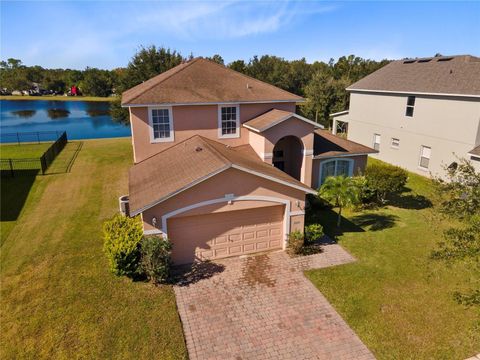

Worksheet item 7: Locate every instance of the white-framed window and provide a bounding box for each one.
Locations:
[405,96,415,117]
[318,158,354,186]
[373,133,381,151]
[419,145,431,169]
[391,138,400,149]
[218,104,240,138]
[148,107,174,143]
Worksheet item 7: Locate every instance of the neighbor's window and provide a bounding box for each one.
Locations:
[391,138,400,148]
[150,107,173,142]
[219,105,239,138]
[405,96,415,117]
[419,145,431,169]
[373,133,381,151]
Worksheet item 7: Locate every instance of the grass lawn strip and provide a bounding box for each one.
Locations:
[0,143,53,159]
[306,160,480,359]
[0,138,187,359]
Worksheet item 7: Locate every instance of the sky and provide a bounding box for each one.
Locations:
[1,1,479,70]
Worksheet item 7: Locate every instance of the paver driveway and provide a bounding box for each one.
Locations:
[174,241,375,360]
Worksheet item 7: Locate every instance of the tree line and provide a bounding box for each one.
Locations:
[1,46,390,126]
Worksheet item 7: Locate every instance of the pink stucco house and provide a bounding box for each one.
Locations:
[122,58,375,264]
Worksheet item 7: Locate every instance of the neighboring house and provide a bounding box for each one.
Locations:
[332,55,480,177]
[122,58,375,264]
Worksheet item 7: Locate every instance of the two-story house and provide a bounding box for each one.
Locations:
[332,55,480,177]
[122,58,375,264]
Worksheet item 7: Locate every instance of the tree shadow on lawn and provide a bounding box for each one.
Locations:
[387,191,433,210]
[1,170,38,222]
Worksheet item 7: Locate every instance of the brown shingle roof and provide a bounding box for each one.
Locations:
[347,55,480,96]
[468,145,480,156]
[129,135,315,215]
[313,130,377,158]
[122,58,304,106]
[243,109,321,132]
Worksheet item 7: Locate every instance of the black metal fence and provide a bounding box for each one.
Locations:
[1,131,68,177]
[1,131,64,145]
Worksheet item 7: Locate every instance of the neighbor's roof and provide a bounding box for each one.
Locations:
[347,55,480,97]
[243,109,322,132]
[313,130,377,158]
[468,145,480,156]
[122,58,304,106]
[129,135,315,215]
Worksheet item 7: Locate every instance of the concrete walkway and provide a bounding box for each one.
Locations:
[174,241,375,360]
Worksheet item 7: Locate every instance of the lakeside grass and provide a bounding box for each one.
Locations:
[0,95,116,102]
[0,143,53,159]
[0,138,187,359]
[305,160,480,359]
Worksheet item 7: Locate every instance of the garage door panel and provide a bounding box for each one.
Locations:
[168,206,284,264]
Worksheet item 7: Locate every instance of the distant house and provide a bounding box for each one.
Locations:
[121,58,376,265]
[332,55,480,176]
[70,85,78,96]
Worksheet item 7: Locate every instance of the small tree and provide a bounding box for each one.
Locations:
[365,162,408,203]
[103,214,143,277]
[319,176,361,227]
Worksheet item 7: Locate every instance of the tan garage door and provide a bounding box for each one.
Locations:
[168,205,284,264]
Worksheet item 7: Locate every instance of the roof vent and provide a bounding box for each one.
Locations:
[418,58,432,63]
[195,146,203,152]
[403,59,416,64]
[438,57,454,62]
[246,83,252,89]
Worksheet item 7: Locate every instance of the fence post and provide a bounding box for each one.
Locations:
[37,132,40,144]
[40,154,47,175]
[17,132,20,145]
[9,159,14,177]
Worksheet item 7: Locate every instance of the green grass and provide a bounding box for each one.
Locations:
[0,143,53,159]
[0,138,187,359]
[306,159,480,359]
[0,95,115,102]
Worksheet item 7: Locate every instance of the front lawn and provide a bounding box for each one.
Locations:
[0,143,53,159]
[0,138,187,359]
[306,160,479,359]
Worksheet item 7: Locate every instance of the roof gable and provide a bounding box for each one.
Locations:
[122,58,304,106]
[347,55,480,97]
[129,135,315,215]
[243,109,322,133]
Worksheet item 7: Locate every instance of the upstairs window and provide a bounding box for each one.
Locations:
[218,105,240,138]
[373,133,381,151]
[419,145,431,169]
[405,96,415,117]
[149,107,173,142]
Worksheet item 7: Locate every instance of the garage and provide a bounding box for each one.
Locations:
[168,205,284,264]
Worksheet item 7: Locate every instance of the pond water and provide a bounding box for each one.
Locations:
[0,100,131,142]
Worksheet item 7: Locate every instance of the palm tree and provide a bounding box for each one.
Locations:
[319,176,361,227]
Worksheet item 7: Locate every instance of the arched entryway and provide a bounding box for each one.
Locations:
[272,136,303,181]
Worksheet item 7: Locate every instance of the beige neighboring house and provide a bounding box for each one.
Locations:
[122,58,376,265]
[332,55,480,177]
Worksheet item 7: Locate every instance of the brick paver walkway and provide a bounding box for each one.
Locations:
[174,241,375,360]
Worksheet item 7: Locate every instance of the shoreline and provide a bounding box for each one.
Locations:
[0,95,116,102]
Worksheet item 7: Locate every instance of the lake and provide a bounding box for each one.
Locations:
[0,100,131,142]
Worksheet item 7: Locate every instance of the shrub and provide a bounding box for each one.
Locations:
[304,224,324,244]
[287,230,304,255]
[139,236,172,284]
[365,163,408,203]
[103,214,143,277]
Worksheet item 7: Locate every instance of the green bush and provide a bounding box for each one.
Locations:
[365,163,408,203]
[305,224,324,244]
[288,230,304,255]
[139,236,172,284]
[103,214,143,277]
